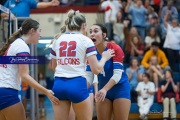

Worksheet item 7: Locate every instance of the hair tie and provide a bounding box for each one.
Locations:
[19,27,22,31]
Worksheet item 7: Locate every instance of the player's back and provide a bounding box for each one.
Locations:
[51,32,96,78]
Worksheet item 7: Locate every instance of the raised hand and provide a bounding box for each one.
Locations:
[51,0,60,6]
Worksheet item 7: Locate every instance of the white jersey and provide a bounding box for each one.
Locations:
[50,32,97,78]
[136,81,155,99]
[163,24,180,50]
[0,38,30,90]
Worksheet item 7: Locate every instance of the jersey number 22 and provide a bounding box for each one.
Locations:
[59,41,76,57]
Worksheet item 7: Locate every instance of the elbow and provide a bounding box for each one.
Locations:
[91,67,101,75]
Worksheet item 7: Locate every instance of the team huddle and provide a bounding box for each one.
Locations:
[0,9,130,120]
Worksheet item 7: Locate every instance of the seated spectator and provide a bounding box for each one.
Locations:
[126,35,144,62]
[126,57,144,102]
[147,56,164,90]
[136,73,155,120]
[145,26,160,51]
[160,69,178,120]
[163,13,180,71]
[113,10,126,49]
[124,26,142,63]
[141,41,169,71]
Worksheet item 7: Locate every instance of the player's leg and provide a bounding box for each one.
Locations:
[72,97,92,120]
[89,93,94,117]
[96,98,113,120]
[113,98,131,120]
[67,103,76,120]
[1,102,26,120]
[0,111,6,120]
[52,100,71,120]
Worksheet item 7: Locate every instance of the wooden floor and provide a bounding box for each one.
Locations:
[26,98,179,120]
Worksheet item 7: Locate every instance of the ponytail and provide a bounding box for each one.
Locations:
[46,9,85,49]
[0,29,21,55]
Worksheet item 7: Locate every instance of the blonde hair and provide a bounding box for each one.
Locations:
[47,9,86,48]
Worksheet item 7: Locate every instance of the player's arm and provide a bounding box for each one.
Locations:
[50,58,57,72]
[18,64,58,104]
[87,49,114,75]
[0,13,8,19]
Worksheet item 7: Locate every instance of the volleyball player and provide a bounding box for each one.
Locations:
[50,9,114,120]
[86,23,131,120]
[0,19,58,120]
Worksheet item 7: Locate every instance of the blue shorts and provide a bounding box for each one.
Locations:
[88,85,94,94]
[52,76,89,103]
[0,88,20,110]
[99,80,130,101]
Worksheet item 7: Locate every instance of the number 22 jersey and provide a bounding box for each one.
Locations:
[50,32,97,78]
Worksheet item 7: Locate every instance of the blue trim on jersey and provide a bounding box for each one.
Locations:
[113,62,123,69]
[16,52,30,56]
[86,65,91,71]
[86,46,96,54]
[50,49,56,56]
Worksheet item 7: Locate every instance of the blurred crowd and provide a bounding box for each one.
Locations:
[0,0,180,119]
[99,0,180,119]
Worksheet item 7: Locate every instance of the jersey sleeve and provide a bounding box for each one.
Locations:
[15,43,30,56]
[29,0,38,9]
[112,44,124,70]
[86,40,97,57]
[135,82,141,92]
[50,40,57,59]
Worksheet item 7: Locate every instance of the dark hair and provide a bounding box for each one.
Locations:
[92,23,108,40]
[148,27,158,39]
[151,41,159,47]
[165,69,174,78]
[0,19,39,55]
[143,73,150,79]
[130,57,139,66]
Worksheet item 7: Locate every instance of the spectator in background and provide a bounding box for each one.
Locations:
[136,73,155,120]
[125,35,144,62]
[147,56,164,90]
[161,0,178,21]
[141,41,169,71]
[149,0,163,14]
[173,0,180,22]
[38,73,47,117]
[163,13,180,72]
[145,26,160,51]
[1,0,59,20]
[112,10,126,49]
[124,27,142,63]
[126,57,144,102]
[160,69,178,120]
[125,0,147,41]
[100,0,122,40]
[146,16,162,41]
